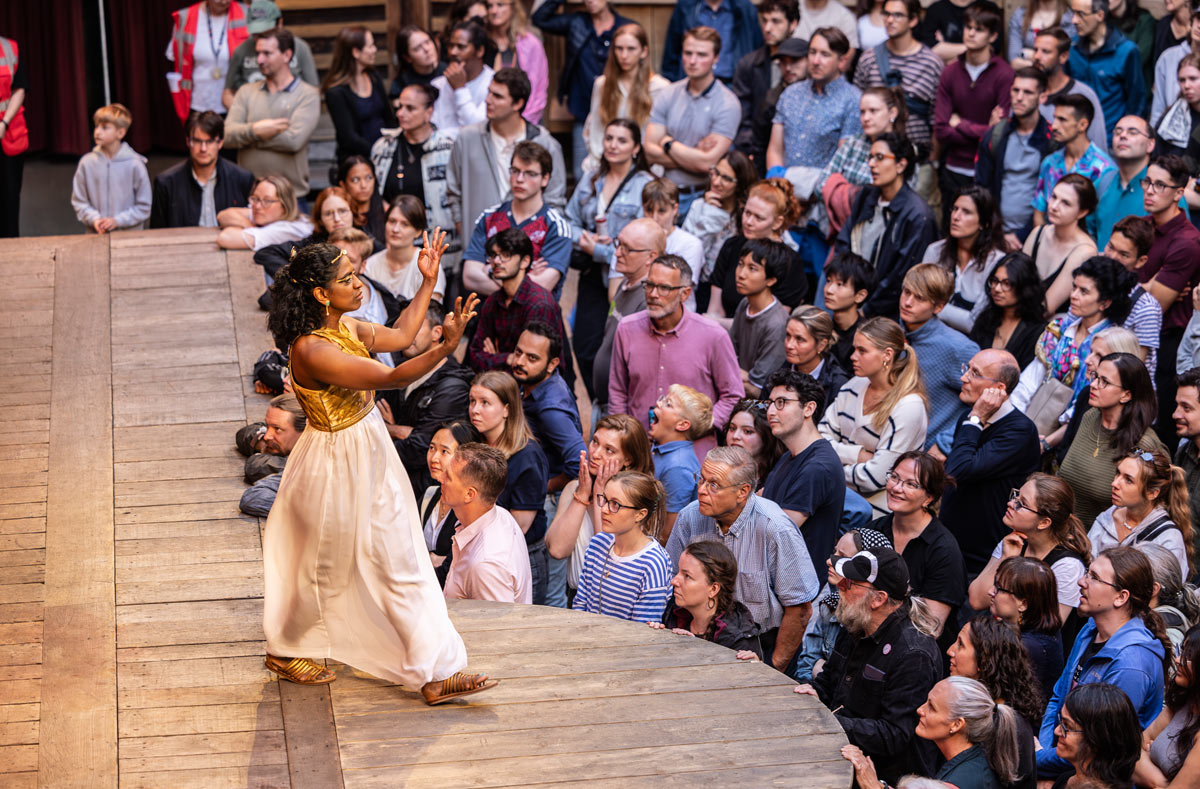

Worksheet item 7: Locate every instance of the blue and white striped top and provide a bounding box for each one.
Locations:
[573,532,672,624]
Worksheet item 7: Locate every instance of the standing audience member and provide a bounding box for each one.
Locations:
[71,104,151,234]
[1009,0,1076,66]
[988,557,1068,701]
[1026,174,1100,315]
[682,151,754,292]
[667,446,820,672]
[1107,218,1162,380]
[638,179,705,301]
[0,34,27,239]
[1139,541,1200,650]
[1172,367,1200,547]
[941,349,1041,575]
[336,156,386,241]
[648,384,711,534]
[573,471,673,622]
[223,2,318,105]
[224,28,320,195]
[780,306,850,411]
[731,0,801,158]
[166,0,248,124]
[920,186,1006,334]
[1157,0,1193,67]
[1030,95,1114,232]
[388,25,446,96]
[441,442,534,604]
[321,26,394,164]
[483,0,548,123]
[151,110,254,228]
[729,239,793,397]
[1137,624,1200,786]
[430,21,493,134]
[420,421,484,587]
[968,252,1047,369]
[509,322,586,492]
[824,252,873,372]
[660,0,763,83]
[217,174,309,250]
[365,196,446,301]
[1050,683,1145,787]
[1095,115,1157,248]
[1031,27,1108,152]
[1152,9,1200,125]
[1067,0,1145,141]
[725,398,785,483]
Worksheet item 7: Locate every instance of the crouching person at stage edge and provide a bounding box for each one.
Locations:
[793,546,942,785]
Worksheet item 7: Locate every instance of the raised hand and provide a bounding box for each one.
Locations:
[417,228,449,282]
[441,292,480,348]
[1000,530,1027,559]
[574,450,593,504]
[592,454,622,498]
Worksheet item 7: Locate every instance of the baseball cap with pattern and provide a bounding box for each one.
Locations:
[833,547,909,601]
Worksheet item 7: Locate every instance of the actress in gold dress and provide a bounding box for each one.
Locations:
[263,231,494,705]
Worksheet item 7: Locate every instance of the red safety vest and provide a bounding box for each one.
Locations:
[169,1,249,123]
[0,37,28,156]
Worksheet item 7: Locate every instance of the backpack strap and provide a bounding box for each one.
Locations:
[1133,511,1179,545]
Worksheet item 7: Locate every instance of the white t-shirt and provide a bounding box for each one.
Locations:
[165,6,232,114]
[243,217,312,251]
[363,248,447,300]
[990,541,1086,608]
[796,0,861,48]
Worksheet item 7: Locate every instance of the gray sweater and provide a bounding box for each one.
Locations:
[224,78,321,194]
[71,142,152,231]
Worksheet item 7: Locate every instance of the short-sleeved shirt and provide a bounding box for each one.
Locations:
[762,438,846,580]
[649,78,742,188]
[1142,211,1200,329]
[496,441,550,544]
[1095,165,1150,249]
[1000,129,1044,232]
[875,513,967,651]
[729,297,790,389]
[990,540,1085,608]
[464,200,573,299]
[853,45,944,149]
[1031,143,1116,214]
[774,77,863,169]
[652,440,700,513]
[796,0,860,48]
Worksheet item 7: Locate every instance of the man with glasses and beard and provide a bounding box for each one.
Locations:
[794,546,941,785]
[150,110,254,228]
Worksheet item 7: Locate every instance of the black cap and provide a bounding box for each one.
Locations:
[833,547,909,600]
[773,37,809,59]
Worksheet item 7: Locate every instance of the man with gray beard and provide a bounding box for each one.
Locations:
[793,546,942,785]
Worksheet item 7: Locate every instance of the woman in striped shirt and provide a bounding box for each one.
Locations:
[573,471,672,623]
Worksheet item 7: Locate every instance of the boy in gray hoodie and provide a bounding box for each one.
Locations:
[70,103,151,233]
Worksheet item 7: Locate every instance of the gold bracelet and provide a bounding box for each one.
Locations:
[368,322,376,351]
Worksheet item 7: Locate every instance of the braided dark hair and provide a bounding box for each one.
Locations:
[965,615,1045,729]
[267,242,344,349]
[681,539,739,641]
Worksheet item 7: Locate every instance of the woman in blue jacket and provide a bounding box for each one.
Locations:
[1037,545,1171,779]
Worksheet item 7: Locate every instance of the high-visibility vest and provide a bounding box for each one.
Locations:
[169,1,249,123]
[0,37,28,156]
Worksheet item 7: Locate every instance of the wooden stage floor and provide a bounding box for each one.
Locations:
[0,229,851,787]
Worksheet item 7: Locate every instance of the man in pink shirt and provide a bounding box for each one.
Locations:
[441,443,533,604]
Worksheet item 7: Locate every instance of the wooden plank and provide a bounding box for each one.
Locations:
[0,680,39,706]
[0,471,48,489]
[117,656,271,691]
[226,250,276,382]
[115,518,257,542]
[0,721,37,747]
[576,761,852,788]
[120,682,279,711]
[0,534,44,552]
[0,704,38,723]
[0,623,41,644]
[0,551,45,569]
[0,744,37,773]
[116,599,263,648]
[1,568,44,586]
[114,420,244,451]
[114,457,245,484]
[119,764,289,789]
[115,501,251,526]
[0,603,44,625]
[118,702,283,739]
[0,644,41,666]
[114,477,247,508]
[118,641,266,664]
[108,227,220,248]
[279,681,344,789]
[111,364,241,389]
[0,488,47,506]
[0,519,45,536]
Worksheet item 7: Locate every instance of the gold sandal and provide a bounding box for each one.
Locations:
[265,655,336,685]
[422,672,499,705]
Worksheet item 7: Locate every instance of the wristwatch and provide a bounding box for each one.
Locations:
[966,414,983,428]
[662,138,674,156]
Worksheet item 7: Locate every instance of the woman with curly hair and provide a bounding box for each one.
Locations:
[968,252,1047,370]
[949,615,1045,731]
[1137,624,1200,786]
[262,232,495,705]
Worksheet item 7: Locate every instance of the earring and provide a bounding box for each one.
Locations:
[325,300,330,317]
[706,597,716,611]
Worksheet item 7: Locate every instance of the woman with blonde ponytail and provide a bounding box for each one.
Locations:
[819,316,928,517]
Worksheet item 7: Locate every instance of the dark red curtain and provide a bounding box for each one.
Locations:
[106,0,192,153]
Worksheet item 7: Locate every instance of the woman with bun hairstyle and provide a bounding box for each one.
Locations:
[781,305,850,417]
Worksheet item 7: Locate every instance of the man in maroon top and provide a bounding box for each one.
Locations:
[1140,153,1200,438]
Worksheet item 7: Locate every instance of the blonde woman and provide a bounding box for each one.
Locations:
[581,23,670,172]
[217,174,310,250]
[485,0,548,123]
[819,316,928,517]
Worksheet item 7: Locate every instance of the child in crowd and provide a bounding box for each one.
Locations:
[822,252,873,373]
[70,103,151,234]
[730,239,792,398]
[648,384,711,540]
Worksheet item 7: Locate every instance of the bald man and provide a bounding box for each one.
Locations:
[939,349,1043,577]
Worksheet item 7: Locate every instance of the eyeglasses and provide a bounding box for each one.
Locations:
[1055,712,1083,735]
[960,362,1001,383]
[836,576,877,593]
[1113,125,1150,139]
[643,281,686,294]
[986,276,1013,291]
[867,152,897,163]
[614,239,653,256]
[885,471,924,491]
[993,583,1015,596]
[708,166,736,185]
[595,493,642,514]
[1091,374,1123,391]
[484,253,517,265]
[762,396,801,411]
[1083,569,1120,589]
[1007,489,1043,515]
[187,136,221,147]
[1141,177,1184,194]
[248,196,280,207]
[509,166,544,181]
[881,10,910,19]
[693,472,742,494]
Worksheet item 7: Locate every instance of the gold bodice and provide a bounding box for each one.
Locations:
[289,322,376,432]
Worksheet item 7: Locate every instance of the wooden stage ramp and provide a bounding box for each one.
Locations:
[0,229,851,787]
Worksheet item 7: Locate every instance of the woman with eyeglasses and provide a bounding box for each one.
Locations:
[572,470,672,623]
[919,186,1007,335]
[1136,624,1200,787]
[361,195,446,302]
[724,399,784,486]
[1036,546,1170,779]
[969,473,1090,626]
[1049,326,1144,461]
[219,174,311,251]
[986,556,1065,703]
[1089,448,1194,578]
[682,151,755,288]
[1050,683,1142,789]
[780,306,849,418]
[649,538,762,659]
[968,252,1046,370]
[1022,174,1098,316]
[870,451,966,647]
[1058,352,1166,528]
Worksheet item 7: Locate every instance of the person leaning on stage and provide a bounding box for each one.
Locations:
[440,442,534,605]
[235,393,304,517]
[794,546,943,786]
[150,110,254,229]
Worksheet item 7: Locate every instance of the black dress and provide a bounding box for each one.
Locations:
[969,318,1044,370]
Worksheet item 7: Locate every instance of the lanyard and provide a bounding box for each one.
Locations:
[206,9,228,56]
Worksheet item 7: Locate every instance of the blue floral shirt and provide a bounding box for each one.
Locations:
[1031,142,1116,214]
[774,77,863,169]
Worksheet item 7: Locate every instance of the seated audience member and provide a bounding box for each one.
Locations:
[254,186,360,281]
[371,84,455,238]
[682,151,754,289]
[650,539,763,659]
[795,546,942,784]
[1139,541,1200,651]
[430,20,493,134]
[1137,623,1200,786]
[729,239,792,397]
[1173,368,1200,542]
[469,371,551,605]
[321,27,395,166]
[843,677,1023,789]
[1090,448,1194,578]
[819,316,929,517]
[546,414,654,593]
[988,557,1067,703]
[940,349,1041,575]
[919,186,1006,334]
[509,321,586,491]
[420,420,485,587]
[71,103,152,234]
[661,6,763,85]
[1059,353,1165,528]
[1030,94,1114,232]
[638,180,704,305]
[1095,115,1156,249]
[730,0,800,158]
[608,254,743,459]
[236,394,304,517]
[834,133,937,319]
[898,264,980,457]
[793,527,894,684]
[1025,174,1100,315]
[151,110,254,229]
[465,228,567,374]
[461,139,572,299]
[667,446,820,672]
[223,1,320,103]
[377,301,472,495]
[440,442,534,604]
[780,306,849,414]
[574,471,673,622]
[649,384,711,536]
[1029,27,1107,152]
[762,370,846,579]
[388,24,446,96]
[1054,326,1146,460]
[217,174,309,251]
[974,67,1052,249]
[871,451,967,644]
[969,473,1090,626]
[823,252,873,372]
[948,614,1047,742]
[1037,546,1169,779]
[1105,215,1162,379]
[725,398,785,483]
[337,155,386,243]
[592,220,665,415]
[1051,683,1143,788]
[1157,55,1200,171]
[705,179,808,327]
[968,252,1047,370]
[364,196,446,301]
